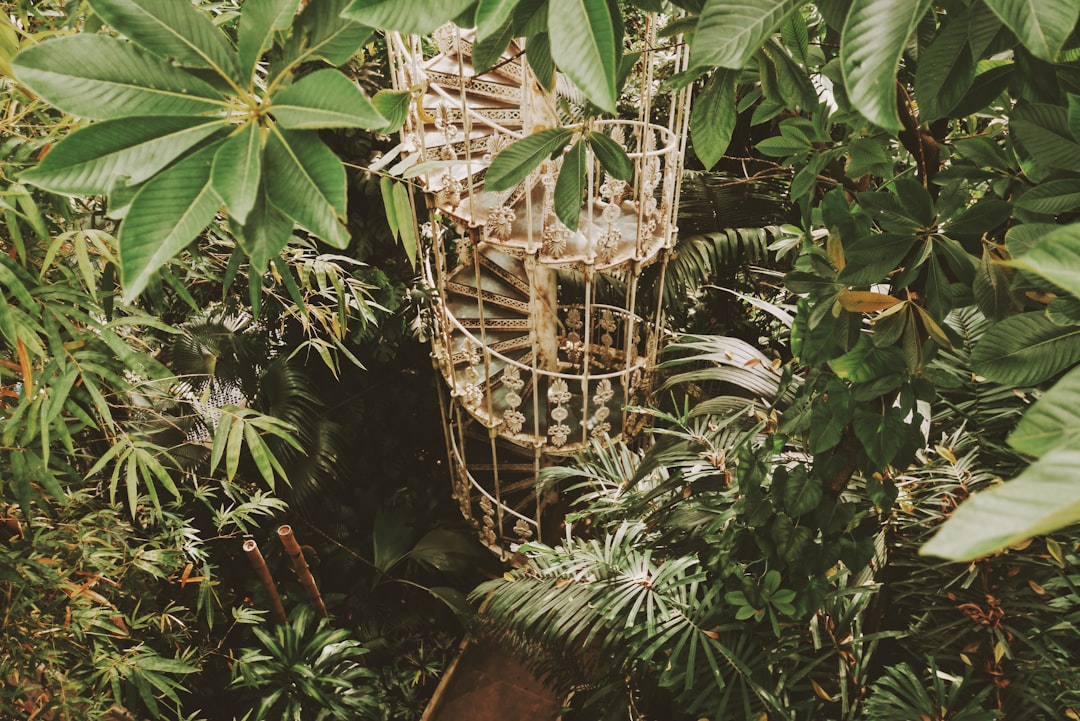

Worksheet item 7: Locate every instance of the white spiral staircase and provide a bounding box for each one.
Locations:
[388,21,691,554]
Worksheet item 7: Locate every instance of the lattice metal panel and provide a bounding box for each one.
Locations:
[389,18,692,554]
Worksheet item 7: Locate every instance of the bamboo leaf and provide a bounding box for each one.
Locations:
[226,414,245,481]
[87,0,240,80]
[392,181,417,268]
[12,35,224,120]
[119,142,222,301]
[263,128,349,248]
[841,0,932,131]
[485,128,573,192]
[212,121,263,224]
[244,422,277,489]
[548,0,618,113]
[271,69,386,129]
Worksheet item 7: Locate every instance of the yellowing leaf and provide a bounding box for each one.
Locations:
[838,290,901,313]
[1047,537,1065,566]
[811,679,833,702]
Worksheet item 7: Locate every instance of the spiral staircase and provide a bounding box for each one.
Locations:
[388,21,691,555]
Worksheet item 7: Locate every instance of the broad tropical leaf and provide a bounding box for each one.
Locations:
[19,116,226,195]
[212,121,263,224]
[282,0,373,69]
[340,0,475,34]
[119,142,223,299]
[1008,366,1080,456]
[1010,102,1080,171]
[554,140,586,231]
[921,448,1080,560]
[1008,221,1080,296]
[841,0,932,131]
[691,70,737,169]
[914,15,975,123]
[971,313,1080,386]
[12,35,225,120]
[485,128,573,191]
[549,0,618,113]
[239,0,302,80]
[692,0,805,70]
[238,187,294,275]
[371,89,412,132]
[476,0,520,41]
[588,131,632,181]
[263,128,349,248]
[87,0,240,80]
[270,69,385,129]
[982,0,1080,63]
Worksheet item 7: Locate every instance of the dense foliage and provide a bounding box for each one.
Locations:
[4,0,1080,720]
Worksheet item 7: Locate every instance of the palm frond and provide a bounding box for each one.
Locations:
[472,522,783,719]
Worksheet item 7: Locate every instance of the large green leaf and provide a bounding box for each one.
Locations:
[485,127,573,192]
[548,0,618,114]
[1009,366,1080,456]
[692,0,804,70]
[921,448,1080,560]
[1010,103,1080,171]
[237,185,294,274]
[913,15,975,123]
[339,0,474,34]
[983,0,1079,63]
[841,0,932,131]
[239,0,302,80]
[18,116,225,195]
[212,121,262,225]
[554,140,586,231]
[972,247,1013,322]
[1013,180,1080,215]
[119,142,223,300]
[588,131,632,181]
[270,69,385,129]
[282,0,372,70]
[691,70,737,169]
[371,89,411,132]
[971,313,1080,386]
[12,35,224,120]
[87,0,240,80]
[477,0,521,41]
[263,128,349,248]
[1008,221,1080,296]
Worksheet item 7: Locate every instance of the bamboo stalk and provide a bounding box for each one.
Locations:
[277,525,327,618]
[242,539,286,624]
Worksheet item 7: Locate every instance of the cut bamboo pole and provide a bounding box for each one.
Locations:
[277,525,327,618]
[242,539,287,624]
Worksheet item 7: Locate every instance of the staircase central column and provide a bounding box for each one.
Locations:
[529,260,560,373]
